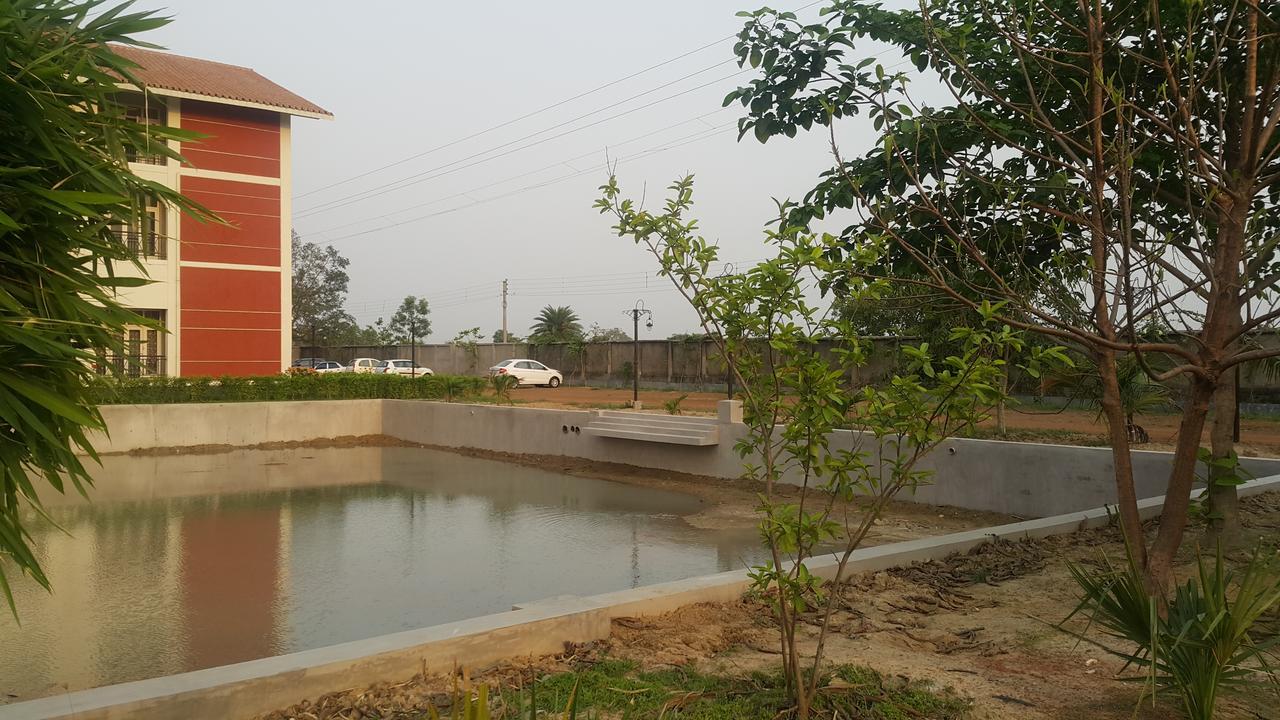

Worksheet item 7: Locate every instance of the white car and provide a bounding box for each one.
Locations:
[489,358,562,387]
[347,358,386,374]
[382,359,434,377]
[314,361,346,374]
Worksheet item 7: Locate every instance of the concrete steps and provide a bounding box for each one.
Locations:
[583,410,720,446]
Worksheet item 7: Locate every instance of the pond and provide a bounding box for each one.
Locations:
[0,446,768,702]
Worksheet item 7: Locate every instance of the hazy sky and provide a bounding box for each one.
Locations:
[132,1,914,340]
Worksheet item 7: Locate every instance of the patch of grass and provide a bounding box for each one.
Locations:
[495,659,969,720]
[962,426,1110,447]
[583,402,633,411]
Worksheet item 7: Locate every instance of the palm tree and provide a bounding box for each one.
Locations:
[529,305,583,343]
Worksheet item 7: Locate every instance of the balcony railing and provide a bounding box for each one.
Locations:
[112,229,167,260]
[125,148,167,166]
[96,354,167,378]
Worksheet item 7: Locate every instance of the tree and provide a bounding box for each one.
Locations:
[388,296,430,344]
[355,317,395,346]
[0,1,211,611]
[598,175,1059,719]
[291,230,356,347]
[668,332,711,342]
[528,305,583,343]
[729,0,1280,590]
[451,327,483,373]
[587,324,630,342]
[492,329,522,343]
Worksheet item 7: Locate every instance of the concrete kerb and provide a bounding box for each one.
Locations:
[7,473,1278,720]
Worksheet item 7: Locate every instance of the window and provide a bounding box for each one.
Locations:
[116,94,168,165]
[517,361,536,369]
[99,310,166,377]
[111,194,167,260]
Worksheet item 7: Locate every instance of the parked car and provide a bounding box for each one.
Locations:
[347,358,386,374]
[292,357,327,368]
[382,359,434,377]
[314,361,346,374]
[488,358,562,387]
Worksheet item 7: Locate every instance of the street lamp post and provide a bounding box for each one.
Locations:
[624,300,653,408]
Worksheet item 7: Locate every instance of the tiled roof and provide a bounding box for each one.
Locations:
[110,45,331,118]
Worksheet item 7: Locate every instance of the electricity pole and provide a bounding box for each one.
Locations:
[501,279,509,343]
[410,318,417,378]
[623,300,653,407]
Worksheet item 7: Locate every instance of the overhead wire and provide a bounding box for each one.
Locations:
[305,108,730,240]
[295,65,746,220]
[295,39,738,201]
[295,0,825,204]
[314,119,737,245]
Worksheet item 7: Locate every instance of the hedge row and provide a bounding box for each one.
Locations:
[91,373,490,404]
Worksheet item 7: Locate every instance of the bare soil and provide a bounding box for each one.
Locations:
[423,445,1015,537]
[260,492,1280,720]
[511,387,1280,457]
[107,433,414,457]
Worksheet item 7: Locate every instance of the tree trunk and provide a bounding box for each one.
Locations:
[1147,378,1215,591]
[1206,368,1242,546]
[1097,348,1147,569]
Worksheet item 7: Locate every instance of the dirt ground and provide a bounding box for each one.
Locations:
[430,444,1015,539]
[260,492,1280,720]
[510,386,1280,457]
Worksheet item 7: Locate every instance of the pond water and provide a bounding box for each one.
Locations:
[0,447,768,702]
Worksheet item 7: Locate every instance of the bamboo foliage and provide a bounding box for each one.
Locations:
[0,0,214,614]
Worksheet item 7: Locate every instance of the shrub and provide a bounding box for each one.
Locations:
[490,374,519,405]
[91,373,487,404]
[1063,544,1280,719]
[663,393,688,415]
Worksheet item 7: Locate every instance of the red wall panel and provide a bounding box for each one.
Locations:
[182,329,281,359]
[180,266,282,376]
[181,266,280,313]
[179,176,281,266]
[180,100,281,177]
[182,360,281,376]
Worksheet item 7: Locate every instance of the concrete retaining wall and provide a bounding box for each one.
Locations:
[90,399,1280,518]
[7,474,1277,720]
[89,399,384,454]
[379,401,1280,518]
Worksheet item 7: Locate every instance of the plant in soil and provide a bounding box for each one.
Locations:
[598,176,1065,718]
[1063,544,1280,720]
[664,394,689,415]
[490,374,519,405]
[493,659,968,720]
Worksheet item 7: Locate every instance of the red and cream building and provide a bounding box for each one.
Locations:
[109,46,331,376]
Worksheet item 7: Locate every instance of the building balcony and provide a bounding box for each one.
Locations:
[126,149,168,166]
[112,229,168,260]
[96,354,168,378]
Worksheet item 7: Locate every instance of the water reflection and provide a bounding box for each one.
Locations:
[0,447,765,701]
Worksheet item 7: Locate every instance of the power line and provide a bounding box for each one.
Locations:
[313,120,736,245]
[295,65,746,220]
[304,109,729,240]
[297,45,733,201]
[294,0,824,202]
